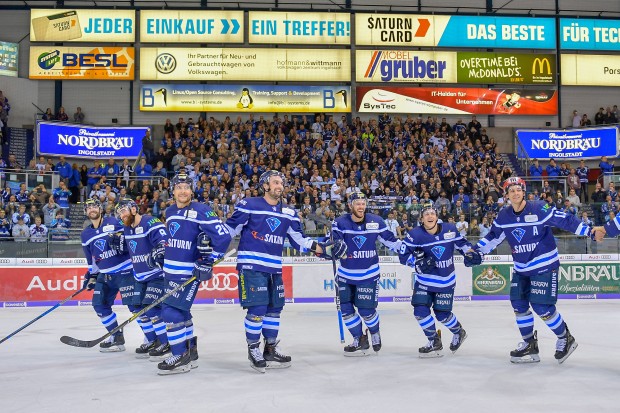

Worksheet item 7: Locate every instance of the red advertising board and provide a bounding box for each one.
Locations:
[356,86,558,115]
[195,266,293,300]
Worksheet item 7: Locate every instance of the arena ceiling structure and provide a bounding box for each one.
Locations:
[0,0,619,17]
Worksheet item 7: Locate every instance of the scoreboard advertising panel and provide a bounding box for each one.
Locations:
[355,14,555,48]
[29,46,134,80]
[140,48,350,82]
[30,9,135,42]
[140,10,243,43]
[357,87,557,115]
[560,18,620,51]
[248,11,350,44]
[356,50,555,84]
[140,84,351,113]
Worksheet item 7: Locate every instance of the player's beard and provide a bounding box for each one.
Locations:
[352,208,365,220]
[121,213,135,227]
[267,188,282,202]
[88,210,101,221]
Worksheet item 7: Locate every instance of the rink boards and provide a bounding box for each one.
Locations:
[1,254,619,307]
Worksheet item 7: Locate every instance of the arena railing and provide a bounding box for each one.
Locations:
[0,170,60,193]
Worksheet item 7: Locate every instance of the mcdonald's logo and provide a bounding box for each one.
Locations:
[532,57,552,75]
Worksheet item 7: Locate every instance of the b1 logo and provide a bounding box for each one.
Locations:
[199,272,239,291]
[323,89,348,109]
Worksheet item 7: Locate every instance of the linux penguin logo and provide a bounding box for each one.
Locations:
[237,87,254,109]
[322,89,348,110]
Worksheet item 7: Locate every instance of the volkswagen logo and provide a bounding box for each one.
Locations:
[200,272,239,291]
[155,53,177,74]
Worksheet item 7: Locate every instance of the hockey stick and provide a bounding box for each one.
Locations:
[0,287,87,345]
[329,221,346,344]
[60,249,236,348]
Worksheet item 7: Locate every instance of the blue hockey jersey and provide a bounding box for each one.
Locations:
[399,223,472,291]
[81,216,132,275]
[332,213,401,285]
[163,202,231,278]
[603,215,620,237]
[225,197,315,274]
[123,214,168,282]
[477,201,590,276]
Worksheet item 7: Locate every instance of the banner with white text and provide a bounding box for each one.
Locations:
[140,10,243,43]
[516,126,619,160]
[30,9,135,42]
[560,18,620,50]
[248,11,350,44]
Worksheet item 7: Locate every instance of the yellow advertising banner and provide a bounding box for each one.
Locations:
[30,9,135,42]
[248,11,350,44]
[140,10,243,43]
[29,46,135,80]
[139,48,351,81]
[561,54,620,86]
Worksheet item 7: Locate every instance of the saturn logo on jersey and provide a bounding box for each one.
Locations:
[252,231,284,245]
[511,228,526,243]
[266,217,281,232]
[128,240,137,254]
[431,246,446,259]
[352,235,367,249]
[168,222,180,237]
[94,239,107,252]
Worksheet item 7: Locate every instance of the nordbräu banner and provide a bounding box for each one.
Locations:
[516,126,619,160]
[37,121,148,158]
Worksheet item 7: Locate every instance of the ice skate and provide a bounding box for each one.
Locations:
[149,342,171,362]
[343,331,370,357]
[371,331,382,353]
[263,339,291,369]
[510,330,540,364]
[419,330,443,358]
[135,338,158,359]
[189,337,199,369]
[157,352,191,375]
[248,341,266,373]
[450,328,467,353]
[99,330,125,353]
[554,328,578,364]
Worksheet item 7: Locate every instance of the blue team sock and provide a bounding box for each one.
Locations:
[361,311,380,334]
[515,311,535,341]
[185,320,194,341]
[98,312,119,333]
[166,324,187,356]
[136,315,157,343]
[438,313,461,335]
[542,311,566,337]
[343,313,364,338]
[262,314,280,344]
[416,315,437,339]
[245,314,263,343]
[151,316,169,345]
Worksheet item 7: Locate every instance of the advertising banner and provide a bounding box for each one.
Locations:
[516,126,619,160]
[472,264,512,296]
[139,47,350,82]
[249,11,350,44]
[140,10,243,43]
[356,86,558,115]
[561,54,620,86]
[355,14,555,49]
[30,9,135,42]
[356,50,555,84]
[29,46,134,80]
[140,84,351,113]
[560,18,620,51]
[0,41,18,77]
[37,121,148,158]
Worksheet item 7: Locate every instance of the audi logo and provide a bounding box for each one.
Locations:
[155,53,177,74]
[199,272,239,291]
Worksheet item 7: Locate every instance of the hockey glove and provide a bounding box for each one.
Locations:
[82,271,98,290]
[109,233,125,255]
[318,239,347,260]
[463,249,483,267]
[193,258,213,282]
[147,242,166,270]
[412,249,436,274]
[196,232,213,260]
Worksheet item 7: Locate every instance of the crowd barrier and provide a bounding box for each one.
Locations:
[1,254,619,308]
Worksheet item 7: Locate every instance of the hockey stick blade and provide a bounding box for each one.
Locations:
[60,248,236,348]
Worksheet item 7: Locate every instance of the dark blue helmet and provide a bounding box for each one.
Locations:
[348,191,366,205]
[259,170,286,189]
[83,197,102,214]
[115,197,137,217]
[172,171,193,189]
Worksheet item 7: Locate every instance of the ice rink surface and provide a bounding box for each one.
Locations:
[1,300,619,413]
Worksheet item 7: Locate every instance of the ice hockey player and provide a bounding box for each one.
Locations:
[398,202,481,358]
[474,177,595,364]
[153,171,231,375]
[81,197,135,352]
[331,191,401,356]
[113,197,170,360]
[225,170,347,373]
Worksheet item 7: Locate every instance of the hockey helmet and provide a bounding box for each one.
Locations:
[172,171,192,189]
[83,197,102,213]
[259,170,287,189]
[420,202,438,218]
[348,191,367,205]
[115,197,138,218]
[502,176,526,193]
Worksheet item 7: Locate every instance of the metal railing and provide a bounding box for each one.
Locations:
[0,170,60,193]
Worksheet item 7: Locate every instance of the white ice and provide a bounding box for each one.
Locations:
[1,300,619,413]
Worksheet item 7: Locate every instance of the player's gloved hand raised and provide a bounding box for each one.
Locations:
[109,233,125,254]
[319,239,347,259]
[147,242,166,270]
[82,271,98,290]
[463,249,483,267]
[196,232,213,259]
[193,258,213,282]
[412,249,436,274]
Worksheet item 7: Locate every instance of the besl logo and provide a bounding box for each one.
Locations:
[473,265,510,295]
[532,57,552,75]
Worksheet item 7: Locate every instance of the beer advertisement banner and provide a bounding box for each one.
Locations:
[140,10,243,43]
[140,48,350,81]
[30,9,135,42]
[561,54,620,86]
[356,86,557,115]
[355,14,555,49]
[472,264,512,296]
[0,41,18,77]
[560,18,620,51]
[29,46,134,80]
[37,121,148,158]
[140,84,351,113]
[248,11,350,44]
[516,126,619,160]
[356,50,555,84]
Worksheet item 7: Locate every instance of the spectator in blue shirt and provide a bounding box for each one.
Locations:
[69,163,81,204]
[103,158,119,178]
[599,156,615,176]
[55,156,72,182]
[134,158,152,180]
[529,159,543,177]
[86,160,105,196]
[49,210,71,241]
[52,181,71,210]
[546,158,560,177]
